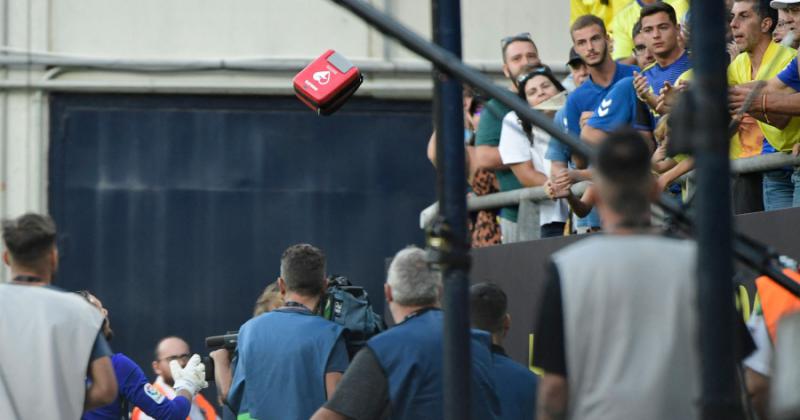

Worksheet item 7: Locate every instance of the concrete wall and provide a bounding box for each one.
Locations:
[0,0,569,281]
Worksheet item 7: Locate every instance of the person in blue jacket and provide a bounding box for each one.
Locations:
[470,283,538,420]
[78,291,209,420]
[311,246,500,420]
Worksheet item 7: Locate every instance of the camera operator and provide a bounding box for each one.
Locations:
[211,244,349,419]
[0,213,117,418]
[311,246,500,420]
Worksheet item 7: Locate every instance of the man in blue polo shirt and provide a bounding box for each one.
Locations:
[634,2,691,112]
[548,14,637,232]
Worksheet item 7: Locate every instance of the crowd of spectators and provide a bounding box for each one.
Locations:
[434,0,800,246]
[5,1,800,420]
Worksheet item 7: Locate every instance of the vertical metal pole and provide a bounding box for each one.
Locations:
[431,0,471,419]
[692,0,743,418]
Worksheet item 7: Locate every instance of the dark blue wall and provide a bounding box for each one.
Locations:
[49,94,434,379]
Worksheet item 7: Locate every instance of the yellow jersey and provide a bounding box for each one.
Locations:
[728,41,800,155]
[610,0,689,61]
[571,0,633,30]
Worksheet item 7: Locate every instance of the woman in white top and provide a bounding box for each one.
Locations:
[498,67,569,238]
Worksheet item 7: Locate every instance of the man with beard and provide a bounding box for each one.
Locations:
[474,32,541,243]
[566,15,638,152]
[545,15,638,233]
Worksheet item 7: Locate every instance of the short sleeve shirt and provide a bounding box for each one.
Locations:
[586,77,655,132]
[545,107,572,163]
[642,50,692,95]
[476,99,523,222]
[777,58,800,92]
[498,112,569,225]
[565,63,638,136]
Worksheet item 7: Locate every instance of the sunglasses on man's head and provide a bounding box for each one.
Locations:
[501,32,533,49]
[516,66,550,86]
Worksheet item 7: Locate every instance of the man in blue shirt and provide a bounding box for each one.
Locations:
[634,2,692,112]
[470,283,538,420]
[549,14,638,231]
[584,77,656,142]
[213,244,349,420]
[311,246,500,420]
[565,15,639,139]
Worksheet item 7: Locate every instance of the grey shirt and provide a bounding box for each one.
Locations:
[323,347,390,420]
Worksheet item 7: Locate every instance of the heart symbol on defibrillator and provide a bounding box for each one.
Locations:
[313,71,331,85]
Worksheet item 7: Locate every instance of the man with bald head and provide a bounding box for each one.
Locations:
[131,336,218,420]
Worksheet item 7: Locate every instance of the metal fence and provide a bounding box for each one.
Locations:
[419,151,800,240]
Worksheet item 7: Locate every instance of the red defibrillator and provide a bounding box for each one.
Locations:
[293,50,363,115]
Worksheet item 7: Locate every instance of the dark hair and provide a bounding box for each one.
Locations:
[515,66,565,141]
[470,283,507,334]
[2,213,57,266]
[640,2,678,26]
[596,129,654,224]
[501,36,537,63]
[734,0,778,33]
[632,20,643,39]
[75,290,114,341]
[571,14,607,36]
[280,244,326,297]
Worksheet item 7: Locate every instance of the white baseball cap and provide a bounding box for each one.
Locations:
[772,0,800,9]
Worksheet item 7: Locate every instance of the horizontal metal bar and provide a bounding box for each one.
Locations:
[420,182,591,229]
[732,151,800,173]
[0,48,567,75]
[420,152,800,229]
[0,78,436,98]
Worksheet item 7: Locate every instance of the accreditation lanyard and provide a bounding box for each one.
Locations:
[279,301,316,316]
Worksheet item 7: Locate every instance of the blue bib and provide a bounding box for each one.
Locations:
[228,309,344,420]
[491,348,538,420]
[368,309,500,420]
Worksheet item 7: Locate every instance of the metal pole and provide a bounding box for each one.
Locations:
[691,0,743,417]
[431,0,471,419]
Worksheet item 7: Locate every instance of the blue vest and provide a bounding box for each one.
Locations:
[230,308,344,420]
[491,347,538,420]
[367,309,500,420]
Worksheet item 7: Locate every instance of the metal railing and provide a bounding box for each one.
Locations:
[419,151,800,233]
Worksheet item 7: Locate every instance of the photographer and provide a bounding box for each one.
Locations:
[211,244,349,419]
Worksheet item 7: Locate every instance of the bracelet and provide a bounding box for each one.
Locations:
[763,93,771,125]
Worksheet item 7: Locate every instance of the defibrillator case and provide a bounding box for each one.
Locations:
[293,50,363,116]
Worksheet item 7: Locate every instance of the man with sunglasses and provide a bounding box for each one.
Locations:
[474,32,541,243]
[774,0,800,45]
[132,336,219,420]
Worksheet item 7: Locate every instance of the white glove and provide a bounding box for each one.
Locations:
[169,354,208,396]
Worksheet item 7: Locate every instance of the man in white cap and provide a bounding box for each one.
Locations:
[772,0,800,45]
